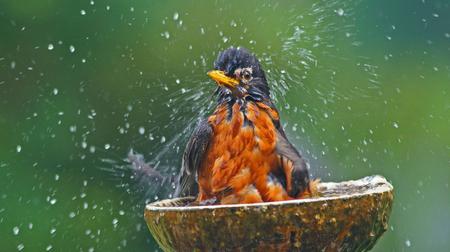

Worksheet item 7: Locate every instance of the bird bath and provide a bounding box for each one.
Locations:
[144,175,393,251]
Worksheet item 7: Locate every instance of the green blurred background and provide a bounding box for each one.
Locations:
[0,0,449,251]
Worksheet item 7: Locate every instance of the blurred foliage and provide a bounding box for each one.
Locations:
[0,0,449,251]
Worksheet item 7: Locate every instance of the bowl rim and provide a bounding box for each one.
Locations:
[145,175,393,212]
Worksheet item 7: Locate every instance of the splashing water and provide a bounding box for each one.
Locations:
[109,0,382,201]
[1,0,449,251]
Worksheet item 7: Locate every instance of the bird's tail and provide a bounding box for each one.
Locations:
[127,150,175,195]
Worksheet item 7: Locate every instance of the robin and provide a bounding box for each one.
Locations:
[174,47,316,205]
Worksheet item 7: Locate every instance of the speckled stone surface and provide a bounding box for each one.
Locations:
[144,175,394,251]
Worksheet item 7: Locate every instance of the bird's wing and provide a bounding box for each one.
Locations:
[174,119,213,197]
[265,102,310,197]
[275,129,311,197]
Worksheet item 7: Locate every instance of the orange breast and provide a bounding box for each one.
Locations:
[197,102,290,204]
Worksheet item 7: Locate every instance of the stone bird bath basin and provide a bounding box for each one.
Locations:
[144,175,393,251]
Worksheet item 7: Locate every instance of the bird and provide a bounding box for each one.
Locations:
[174,47,316,205]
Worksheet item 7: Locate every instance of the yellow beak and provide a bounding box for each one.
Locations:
[207,70,239,89]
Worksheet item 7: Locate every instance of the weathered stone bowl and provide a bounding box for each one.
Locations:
[144,175,394,251]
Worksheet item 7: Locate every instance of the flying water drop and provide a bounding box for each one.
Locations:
[335,8,344,16]
[13,226,19,235]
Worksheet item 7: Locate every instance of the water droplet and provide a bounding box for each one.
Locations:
[335,8,344,16]
[17,244,24,251]
[163,31,170,39]
[292,124,297,131]
[48,44,54,50]
[69,45,75,53]
[69,125,77,132]
[405,239,411,247]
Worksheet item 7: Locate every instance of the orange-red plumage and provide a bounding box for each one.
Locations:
[197,102,292,204]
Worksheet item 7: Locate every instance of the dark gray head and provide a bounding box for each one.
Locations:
[208,47,270,102]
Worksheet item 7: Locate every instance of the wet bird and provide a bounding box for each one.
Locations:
[174,47,316,204]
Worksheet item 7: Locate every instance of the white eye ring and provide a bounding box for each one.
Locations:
[241,69,252,81]
[242,72,251,80]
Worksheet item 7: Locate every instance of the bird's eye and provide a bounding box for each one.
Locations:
[242,70,252,81]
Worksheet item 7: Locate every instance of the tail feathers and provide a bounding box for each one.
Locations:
[127,149,172,186]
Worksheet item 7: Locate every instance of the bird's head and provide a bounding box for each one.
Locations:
[208,47,270,102]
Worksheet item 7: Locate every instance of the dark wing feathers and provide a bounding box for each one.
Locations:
[270,105,310,197]
[275,130,310,197]
[174,119,212,197]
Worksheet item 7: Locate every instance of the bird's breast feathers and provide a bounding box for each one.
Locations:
[197,101,291,204]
